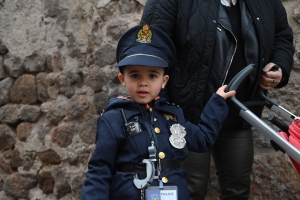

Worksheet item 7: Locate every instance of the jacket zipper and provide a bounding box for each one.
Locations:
[218,21,237,85]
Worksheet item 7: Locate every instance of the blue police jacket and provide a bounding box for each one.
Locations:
[81,93,229,199]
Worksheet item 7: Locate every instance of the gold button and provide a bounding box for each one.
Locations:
[154,127,160,134]
[162,177,168,183]
[159,152,165,159]
[149,108,152,112]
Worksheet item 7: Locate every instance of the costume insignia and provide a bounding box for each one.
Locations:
[136,24,152,43]
[164,113,177,121]
[169,124,186,149]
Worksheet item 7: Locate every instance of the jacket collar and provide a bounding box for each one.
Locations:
[104,96,181,120]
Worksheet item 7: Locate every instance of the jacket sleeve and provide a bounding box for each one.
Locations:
[81,115,119,200]
[140,0,177,41]
[184,93,230,152]
[271,0,295,88]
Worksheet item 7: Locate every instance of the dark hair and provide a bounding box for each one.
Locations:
[119,66,125,74]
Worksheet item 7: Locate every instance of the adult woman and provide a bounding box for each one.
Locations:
[141,0,294,199]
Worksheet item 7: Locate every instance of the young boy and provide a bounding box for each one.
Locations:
[81,24,236,200]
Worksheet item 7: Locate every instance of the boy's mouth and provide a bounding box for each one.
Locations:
[138,90,149,96]
[138,90,148,94]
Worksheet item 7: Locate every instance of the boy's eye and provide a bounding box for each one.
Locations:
[150,74,157,78]
[131,74,139,78]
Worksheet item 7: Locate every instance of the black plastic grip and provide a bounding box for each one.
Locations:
[267,114,289,134]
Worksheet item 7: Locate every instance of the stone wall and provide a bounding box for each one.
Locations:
[0,0,299,199]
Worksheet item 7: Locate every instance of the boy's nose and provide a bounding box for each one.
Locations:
[139,81,148,86]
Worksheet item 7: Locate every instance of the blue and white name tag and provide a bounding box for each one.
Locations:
[145,186,178,200]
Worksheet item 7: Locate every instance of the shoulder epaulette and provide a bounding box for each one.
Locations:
[167,102,180,108]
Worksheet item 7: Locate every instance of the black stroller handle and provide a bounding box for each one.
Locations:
[225,63,256,111]
[226,64,300,164]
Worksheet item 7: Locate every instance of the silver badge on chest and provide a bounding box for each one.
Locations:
[169,123,186,149]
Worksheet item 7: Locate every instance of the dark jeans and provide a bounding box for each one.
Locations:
[181,128,254,200]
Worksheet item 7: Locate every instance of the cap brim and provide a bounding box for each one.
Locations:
[115,54,168,68]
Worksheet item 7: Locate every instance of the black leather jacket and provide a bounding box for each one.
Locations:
[141,0,294,124]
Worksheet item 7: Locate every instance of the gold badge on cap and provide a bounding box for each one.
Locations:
[136,25,152,44]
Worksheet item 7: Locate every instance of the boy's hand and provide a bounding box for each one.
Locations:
[216,85,236,99]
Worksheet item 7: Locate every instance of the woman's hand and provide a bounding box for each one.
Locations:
[260,62,283,90]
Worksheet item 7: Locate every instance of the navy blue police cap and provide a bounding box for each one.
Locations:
[116,24,176,68]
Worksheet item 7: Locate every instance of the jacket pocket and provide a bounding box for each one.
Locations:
[126,130,151,161]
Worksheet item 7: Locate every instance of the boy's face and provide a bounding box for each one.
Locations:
[118,65,169,104]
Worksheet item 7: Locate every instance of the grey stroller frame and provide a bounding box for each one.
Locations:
[225,64,300,163]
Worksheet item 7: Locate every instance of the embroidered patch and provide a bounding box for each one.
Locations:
[136,24,152,43]
[164,113,177,121]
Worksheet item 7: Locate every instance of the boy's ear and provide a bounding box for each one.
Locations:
[162,75,169,88]
[118,73,126,87]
